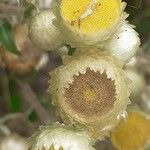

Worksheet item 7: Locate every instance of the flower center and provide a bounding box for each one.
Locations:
[60,0,121,33]
[64,68,116,118]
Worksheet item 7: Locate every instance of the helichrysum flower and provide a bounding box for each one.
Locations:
[28,1,140,63]
[111,108,150,150]
[29,10,63,51]
[29,123,95,150]
[53,0,127,47]
[54,0,127,48]
[48,49,130,139]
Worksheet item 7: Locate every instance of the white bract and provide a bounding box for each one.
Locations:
[104,22,140,62]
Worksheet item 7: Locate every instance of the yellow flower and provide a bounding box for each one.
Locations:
[111,108,150,150]
[49,49,130,139]
[54,0,127,48]
[29,123,95,150]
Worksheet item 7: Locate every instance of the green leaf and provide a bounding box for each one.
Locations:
[0,19,18,54]
[28,111,38,122]
[66,45,76,56]
[10,94,22,112]
[20,0,38,18]
[137,17,150,33]
[24,3,37,18]
[9,79,22,112]
[125,0,142,9]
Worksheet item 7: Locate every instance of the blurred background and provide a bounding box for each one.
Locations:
[0,0,149,149]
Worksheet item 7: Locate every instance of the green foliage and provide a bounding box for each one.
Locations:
[0,19,18,54]
[28,111,38,122]
[10,93,22,112]
[9,80,23,112]
[20,0,39,18]
[66,45,76,56]
[24,3,37,18]
[137,17,150,33]
[125,0,142,8]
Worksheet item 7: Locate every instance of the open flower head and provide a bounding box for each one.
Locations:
[49,49,130,139]
[29,123,95,150]
[111,108,150,150]
[54,0,127,48]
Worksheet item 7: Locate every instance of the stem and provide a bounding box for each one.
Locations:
[0,113,22,124]
[0,124,11,136]
[17,80,50,124]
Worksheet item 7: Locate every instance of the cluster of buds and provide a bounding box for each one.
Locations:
[29,0,142,149]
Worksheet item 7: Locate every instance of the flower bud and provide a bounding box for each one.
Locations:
[104,22,141,62]
[29,10,63,51]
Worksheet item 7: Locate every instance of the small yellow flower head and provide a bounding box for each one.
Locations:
[49,49,130,139]
[55,0,127,47]
[0,134,28,150]
[29,10,63,51]
[111,110,150,150]
[29,123,95,150]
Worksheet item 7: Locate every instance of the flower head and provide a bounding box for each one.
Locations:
[111,109,150,150]
[29,123,95,150]
[54,0,127,47]
[49,49,130,139]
